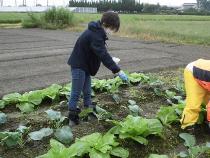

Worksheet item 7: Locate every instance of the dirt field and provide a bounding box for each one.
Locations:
[1,28,210,97]
[1,28,210,158]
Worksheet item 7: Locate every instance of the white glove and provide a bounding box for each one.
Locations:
[112,57,120,64]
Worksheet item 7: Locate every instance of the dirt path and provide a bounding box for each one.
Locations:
[1,28,210,97]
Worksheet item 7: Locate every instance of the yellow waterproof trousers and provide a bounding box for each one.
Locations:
[180,69,210,129]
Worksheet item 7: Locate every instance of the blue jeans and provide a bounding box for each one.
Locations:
[68,68,92,110]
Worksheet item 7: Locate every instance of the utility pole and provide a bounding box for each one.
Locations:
[47,0,49,6]
[0,0,3,7]
[23,0,26,6]
[15,0,17,6]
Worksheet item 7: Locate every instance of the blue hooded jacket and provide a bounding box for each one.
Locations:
[67,21,120,76]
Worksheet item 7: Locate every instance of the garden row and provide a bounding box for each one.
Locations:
[0,73,157,113]
[1,72,210,158]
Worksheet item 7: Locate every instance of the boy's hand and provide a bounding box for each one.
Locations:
[118,70,128,82]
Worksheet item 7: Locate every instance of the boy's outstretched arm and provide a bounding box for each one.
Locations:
[90,37,120,74]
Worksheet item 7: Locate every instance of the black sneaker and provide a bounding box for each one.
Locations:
[68,108,81,126]
[183,125,196,134]
[204,121,210,133]
[205,121,210,127]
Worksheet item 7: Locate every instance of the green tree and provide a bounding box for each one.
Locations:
[197,0,210,11]
[142,3,161,13]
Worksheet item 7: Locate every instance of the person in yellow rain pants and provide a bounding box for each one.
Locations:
[181,59,210,130]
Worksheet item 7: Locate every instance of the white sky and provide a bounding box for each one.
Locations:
[141,0,197,6]
[3,0,197,7]
[3,0,70,6]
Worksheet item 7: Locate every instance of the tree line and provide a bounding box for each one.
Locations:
[69,0,210,14]
[69,0,170,13]
[197,0,210,11]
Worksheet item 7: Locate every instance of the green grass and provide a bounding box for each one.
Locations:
[1,12,210,45]
[69,14,210,45]
[118,14,210,45]
[70,14,210,45]
[21,8,74,29]
[0,12,42,23]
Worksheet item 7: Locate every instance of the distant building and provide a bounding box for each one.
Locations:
[0,6,97,13]
[176,3,198,11]
[182,3,197,10]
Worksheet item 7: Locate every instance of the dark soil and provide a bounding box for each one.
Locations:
[1,69,210,158]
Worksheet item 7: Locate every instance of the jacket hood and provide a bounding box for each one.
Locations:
[88,21,108,40]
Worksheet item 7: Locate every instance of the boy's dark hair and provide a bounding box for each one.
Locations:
[101,11,120,32]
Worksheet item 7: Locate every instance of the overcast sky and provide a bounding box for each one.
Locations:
[3,0,197,7]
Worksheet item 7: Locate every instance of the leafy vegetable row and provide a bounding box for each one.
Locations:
[0,72,161,113]
[37,114,164,158]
